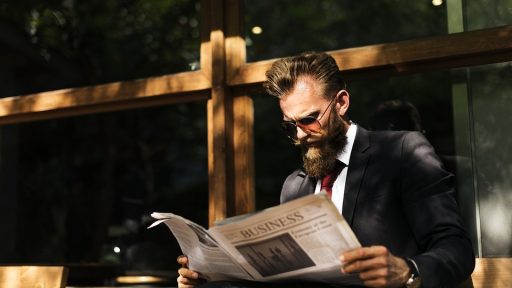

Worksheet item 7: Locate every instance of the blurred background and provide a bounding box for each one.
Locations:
[0,0,511,285]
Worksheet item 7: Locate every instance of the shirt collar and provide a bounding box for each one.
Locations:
[337,123,357,166]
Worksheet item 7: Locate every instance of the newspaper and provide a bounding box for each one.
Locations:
[149,193,362,285]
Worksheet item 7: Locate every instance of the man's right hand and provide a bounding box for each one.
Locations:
[177,255,205,288]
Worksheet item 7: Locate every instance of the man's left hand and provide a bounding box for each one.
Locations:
[340,245,411,288]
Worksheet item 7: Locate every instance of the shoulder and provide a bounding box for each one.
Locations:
[363,128,431,154]
[366,128,425,144]
[358,128,443,171]
[280,168,315,204]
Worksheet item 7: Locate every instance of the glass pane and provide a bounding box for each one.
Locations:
[0,0,200,97]
[245,0,448,61]
[253,93,301,210]
[470,61,512,257]
[0,103,208,284]
[466,0,512,31]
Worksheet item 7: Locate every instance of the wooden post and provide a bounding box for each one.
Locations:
[205,0,233,226]
[225,0,254,215]
[203,0,253,226]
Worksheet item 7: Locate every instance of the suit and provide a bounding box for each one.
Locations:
[280,126,475,287]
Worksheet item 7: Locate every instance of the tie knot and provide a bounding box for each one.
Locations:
[321,161,344,193]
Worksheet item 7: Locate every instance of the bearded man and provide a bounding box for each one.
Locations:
[177,52,475,288]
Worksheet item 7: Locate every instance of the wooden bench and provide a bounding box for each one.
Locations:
[0,266,68,288]
[471,258,512,288]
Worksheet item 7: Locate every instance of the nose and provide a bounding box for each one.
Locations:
[296,126,309,141]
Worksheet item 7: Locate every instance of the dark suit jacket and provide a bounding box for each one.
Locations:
[280,126,475,288]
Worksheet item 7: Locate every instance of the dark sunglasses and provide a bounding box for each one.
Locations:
[281,95,338,141]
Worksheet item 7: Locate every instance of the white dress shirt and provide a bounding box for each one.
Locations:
[314,123,357,214]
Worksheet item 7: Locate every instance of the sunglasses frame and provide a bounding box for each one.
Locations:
[281,94,339,140]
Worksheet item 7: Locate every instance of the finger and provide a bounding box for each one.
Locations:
[178,267,199,279]
[177,275,201,285]
[177,275,207,288]
[177,277,196,288]
[361,278,388,288]
[341,246,388,264]
[342,254,388,273]
[177,255,189,266]
[358,267,389,281]
[177,275,190,285]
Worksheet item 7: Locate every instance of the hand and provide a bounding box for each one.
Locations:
[340,246,411,288]
[177,255,206,288]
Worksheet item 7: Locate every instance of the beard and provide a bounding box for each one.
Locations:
[296,114,348,179]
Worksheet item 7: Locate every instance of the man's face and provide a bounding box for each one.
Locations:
[279,77,348,178]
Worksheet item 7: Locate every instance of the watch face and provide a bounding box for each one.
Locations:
[406,277,422,288]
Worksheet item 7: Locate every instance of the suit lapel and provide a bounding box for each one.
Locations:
[296,170,316,198]
[342,126,370,226]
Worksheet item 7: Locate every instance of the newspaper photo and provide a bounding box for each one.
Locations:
[150,193,362,285]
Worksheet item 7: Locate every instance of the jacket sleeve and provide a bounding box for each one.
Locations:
[400,132,475,287]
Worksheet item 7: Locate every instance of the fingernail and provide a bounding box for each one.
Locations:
[339,255,344,263]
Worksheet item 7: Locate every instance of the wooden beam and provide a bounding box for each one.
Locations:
[229,25,512,86]
[0,70,210,125]
[225,0,253,215]
[206,0,234,226]
[232,95,254,215]
[0,91,208,125]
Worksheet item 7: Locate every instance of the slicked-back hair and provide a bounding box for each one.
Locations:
[263,52,346,100]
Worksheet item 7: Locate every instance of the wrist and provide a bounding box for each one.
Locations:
[404,257,422,288]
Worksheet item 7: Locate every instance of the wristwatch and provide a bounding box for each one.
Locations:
[404,257,422,288]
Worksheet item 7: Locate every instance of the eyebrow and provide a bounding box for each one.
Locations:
[283,110,320,122]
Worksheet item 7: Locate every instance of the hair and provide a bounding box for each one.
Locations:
[263,51,346,100]
[370,100,422,132]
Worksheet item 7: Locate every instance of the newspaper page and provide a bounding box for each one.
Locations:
[149,213,252,281]
[150,193,362,285]
[208,193,362,285]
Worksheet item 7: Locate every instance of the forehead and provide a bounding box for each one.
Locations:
[279,77,327,119]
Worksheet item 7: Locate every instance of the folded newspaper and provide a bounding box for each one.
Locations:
[149,193,362,285]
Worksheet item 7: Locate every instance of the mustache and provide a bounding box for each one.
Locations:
[292,131,326,147]
[294,128,343,148]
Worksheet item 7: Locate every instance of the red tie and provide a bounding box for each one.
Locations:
[321,161,344,198]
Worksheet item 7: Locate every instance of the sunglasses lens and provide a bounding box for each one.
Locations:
[297,116,318,127]
[281,122,298,139]
[297,117,321,134]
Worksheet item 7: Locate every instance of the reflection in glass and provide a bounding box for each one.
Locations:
[0,1,200,97]
[470,62,512,256]
[0,103,208,282]
[466,0,512,31]
[245,0,447,61]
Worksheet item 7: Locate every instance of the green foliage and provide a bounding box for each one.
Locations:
[1,0,206,271]
[245,0,447,61]
[0,0,200,96]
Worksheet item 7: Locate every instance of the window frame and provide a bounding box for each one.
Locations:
[0,0,511,227]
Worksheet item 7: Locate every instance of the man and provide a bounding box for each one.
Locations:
[178,52,475,287]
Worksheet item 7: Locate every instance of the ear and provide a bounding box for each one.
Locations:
[335,90,350,117]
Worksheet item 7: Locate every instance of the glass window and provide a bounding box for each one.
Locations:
[466,0,512,31]
[0,0,200,97]
[0,102,208,284]
[470,61,512,257]
[245,0,448,61]
[253,93,301,210]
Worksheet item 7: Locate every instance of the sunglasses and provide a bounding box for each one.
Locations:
[281,95,338,141]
